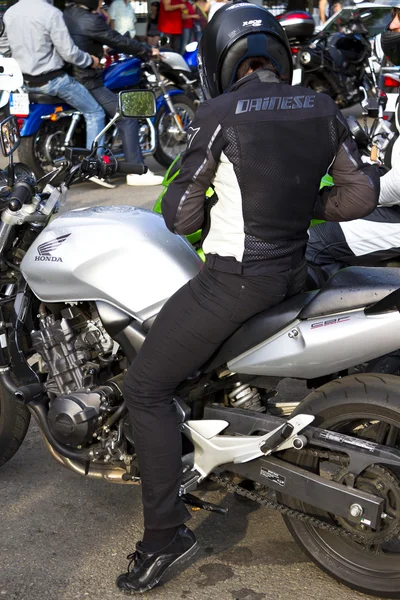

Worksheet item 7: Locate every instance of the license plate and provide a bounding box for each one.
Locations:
[292,68,302,86]
[9,92,30,116]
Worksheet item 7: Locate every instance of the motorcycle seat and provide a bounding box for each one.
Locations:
[300,266,400,319]
[29,92,63,105]
[205,290,318,371]
[206,266,400,371]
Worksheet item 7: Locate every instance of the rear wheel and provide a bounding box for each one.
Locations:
[0,386,30,468]
[19,118,85,181]
[280,374,400,598]
[154,95,196,168]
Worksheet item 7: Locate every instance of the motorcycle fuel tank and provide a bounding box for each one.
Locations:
[103,56,141,91]
[21,206,202,321]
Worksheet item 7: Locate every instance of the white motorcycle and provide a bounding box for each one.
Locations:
[0,80,400,597]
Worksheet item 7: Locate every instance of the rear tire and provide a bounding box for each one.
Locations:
[19,118,86,181]
[0,386,30,468]
[279,374,400,598]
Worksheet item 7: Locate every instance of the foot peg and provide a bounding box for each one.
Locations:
[180,469,201,495]
[260,415,314,455]
[182,493,228,515]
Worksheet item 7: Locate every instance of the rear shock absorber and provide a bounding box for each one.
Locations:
[228,382,265,412]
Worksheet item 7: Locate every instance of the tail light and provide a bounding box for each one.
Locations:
[291,47,300,54]
[16,117,26,130]
[277,12,313,20]
[384,76,399,88]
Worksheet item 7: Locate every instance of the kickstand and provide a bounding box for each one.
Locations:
[182,493,228,515]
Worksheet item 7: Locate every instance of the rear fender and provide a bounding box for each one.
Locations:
[20,102,69,137]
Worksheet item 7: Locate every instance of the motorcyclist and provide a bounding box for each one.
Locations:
[3,0,105,150]
[307,7,400,286]
[63,0,163,186]
[118,2,379,594]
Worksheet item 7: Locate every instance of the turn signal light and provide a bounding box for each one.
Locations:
[50,106,63,121]
[16,117,25,130]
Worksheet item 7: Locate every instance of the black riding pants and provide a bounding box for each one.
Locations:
[124,260,307,530]
[90,85,143,164]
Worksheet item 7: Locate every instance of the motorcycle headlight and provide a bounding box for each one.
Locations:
[300,52,312,65]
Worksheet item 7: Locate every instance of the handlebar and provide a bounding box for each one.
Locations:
[116,162,147,175]
[8,181,32,212]
[63,154,148,187]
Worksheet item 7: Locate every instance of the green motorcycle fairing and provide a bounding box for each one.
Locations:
[153,155,333,260]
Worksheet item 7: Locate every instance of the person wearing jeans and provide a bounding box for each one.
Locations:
[24,74,105,150]
[90,85,142,165]
[64,0,163,186]
[4,0,105,150]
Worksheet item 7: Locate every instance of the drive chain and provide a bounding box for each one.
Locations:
[210,449,400,548]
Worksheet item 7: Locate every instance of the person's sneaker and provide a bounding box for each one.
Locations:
[126,170,163,187]
[116,525,198,594]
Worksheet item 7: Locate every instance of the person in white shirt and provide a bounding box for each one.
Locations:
[109,0,137,37]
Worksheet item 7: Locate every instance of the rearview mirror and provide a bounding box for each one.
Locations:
[0,116,21,157]
[118,90,156,119]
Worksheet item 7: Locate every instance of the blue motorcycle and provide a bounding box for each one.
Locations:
[18,52,198,178]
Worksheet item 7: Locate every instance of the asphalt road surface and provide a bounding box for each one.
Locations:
[0,111,387,600]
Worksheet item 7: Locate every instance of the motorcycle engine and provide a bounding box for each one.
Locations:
[48,390,108,447]
[31,304,123,448]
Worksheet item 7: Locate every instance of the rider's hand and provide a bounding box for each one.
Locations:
[151,48,160,58]
[90,55,100,69]
[180,4,187,9]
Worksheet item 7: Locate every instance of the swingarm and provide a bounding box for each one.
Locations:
[179,404,400,531]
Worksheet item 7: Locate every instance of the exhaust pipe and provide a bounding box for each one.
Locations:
[0,369,136,483]
[41,436,140,484]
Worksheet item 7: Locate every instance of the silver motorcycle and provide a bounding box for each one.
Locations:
[1,89,400,598]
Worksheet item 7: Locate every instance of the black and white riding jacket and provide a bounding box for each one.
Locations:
[162,69,380,275]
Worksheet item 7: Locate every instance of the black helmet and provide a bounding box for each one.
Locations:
[382,29,400,65]
[198,2,292,99]
[382,7,400,65]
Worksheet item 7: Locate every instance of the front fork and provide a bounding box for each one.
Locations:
[149,62,186,135]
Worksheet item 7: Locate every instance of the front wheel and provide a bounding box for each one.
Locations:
[154,95,196,168]
[280,374,400,598]
[0,386,30,468]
